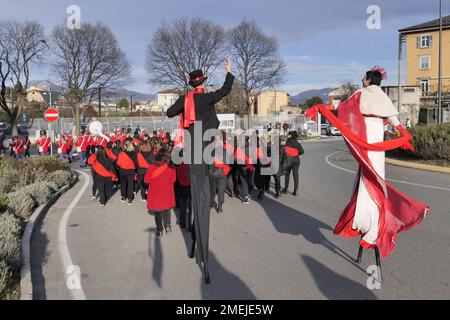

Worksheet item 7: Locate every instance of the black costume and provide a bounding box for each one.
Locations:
[167,71,234,284]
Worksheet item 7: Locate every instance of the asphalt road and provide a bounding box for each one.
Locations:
[31,137,450,300]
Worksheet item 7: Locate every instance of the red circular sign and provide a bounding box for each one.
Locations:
[44,108,59,123]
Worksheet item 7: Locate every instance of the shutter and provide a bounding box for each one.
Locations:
[429,35,433,47]
[417,36,421,48]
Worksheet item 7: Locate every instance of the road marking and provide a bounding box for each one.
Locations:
[325,151,450,192]
[58,170,90,300]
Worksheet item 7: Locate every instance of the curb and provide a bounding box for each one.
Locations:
[386,158,450,174]
[20,172,79,300]
[300,136,321,143]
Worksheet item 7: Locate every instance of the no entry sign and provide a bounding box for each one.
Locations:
[44,108,59,123]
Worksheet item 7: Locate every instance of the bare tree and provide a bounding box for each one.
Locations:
[228,20,286,127]
[51,22,131,134]
[146,17,226,91]
[340,81,358,101]
[0,21,47,136]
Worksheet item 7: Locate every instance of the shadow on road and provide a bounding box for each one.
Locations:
[301,255,377,300]
[145,228,163,288]
[257,195,366,273]
[175,217,257,299]
[30,218,50,300]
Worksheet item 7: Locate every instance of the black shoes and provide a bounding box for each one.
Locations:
[164,224,172,234]
[293,190,298,196]
[217,205,223,214]
[281,189,288,195]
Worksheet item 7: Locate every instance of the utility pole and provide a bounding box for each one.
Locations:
[438,0,443,124]
[130,95,135,118]
[398,33,405,112]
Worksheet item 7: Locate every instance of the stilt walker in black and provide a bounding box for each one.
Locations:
[167,59,234,284]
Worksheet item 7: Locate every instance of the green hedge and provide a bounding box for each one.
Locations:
[388,123,450,161]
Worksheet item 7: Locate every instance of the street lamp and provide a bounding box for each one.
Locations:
[437,0,443,124]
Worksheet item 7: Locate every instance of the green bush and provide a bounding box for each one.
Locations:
[6,190,38,220]
[389,123,450,161]
[20,157,70,174]
[0,212,23,271]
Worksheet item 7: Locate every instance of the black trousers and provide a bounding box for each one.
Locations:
[120,174,135,201]
[178,185,191,228]
[273,175,281,193]
[92,171,98,197]
[234,166,249,198]
[96,176,113,205]
[150,210,171,232]
[190,174,211,267]
[135,173,147,199]
[285,162,300,192]
[209,175,227,207]
[254,165,271,192]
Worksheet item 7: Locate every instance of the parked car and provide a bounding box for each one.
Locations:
[327,125,341,136]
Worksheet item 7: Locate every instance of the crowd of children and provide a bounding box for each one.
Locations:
[84,127,304,238]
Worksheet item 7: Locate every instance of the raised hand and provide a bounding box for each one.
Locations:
[225,57,232,73]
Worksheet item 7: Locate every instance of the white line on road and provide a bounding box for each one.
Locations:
[325,151,450,192]
[58,170,90,300]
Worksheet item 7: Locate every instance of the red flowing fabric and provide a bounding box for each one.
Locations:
[305,94,429,259]
[174,87,205,148]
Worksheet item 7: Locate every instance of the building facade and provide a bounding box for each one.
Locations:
[400,15,450,96]
[252,90,290,117]
[157,89,180,112]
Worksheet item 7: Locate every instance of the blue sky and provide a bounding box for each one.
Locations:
[2,0,449,95]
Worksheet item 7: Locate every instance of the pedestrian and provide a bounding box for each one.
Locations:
[282,131,304,196]
[91,147,117,207]
[144,145,176,237]
[24,136,31,158]
[233,137,253,204]
[116,138,138,205]
[166,58,234,284]
[254,136,271,201]
[209,139,231,213]
[135,141,153,201]
[87,146,100,200]
[76,132,88,167]
[176,158,192,229]
[36,130,51,156]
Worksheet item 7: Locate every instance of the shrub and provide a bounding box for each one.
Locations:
[0,212,23,271]
[0,194,8,213]
[389,123,450,161]
[23,182,57,206]
[46,170,72,188]
[6,190,38,220]
[0,261,11,297]
[21,157,70,174]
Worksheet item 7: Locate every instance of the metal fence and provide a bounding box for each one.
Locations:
[28,114,319,138]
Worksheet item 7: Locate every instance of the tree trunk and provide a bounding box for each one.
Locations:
[75,104,81,136]
[246,94,253,130]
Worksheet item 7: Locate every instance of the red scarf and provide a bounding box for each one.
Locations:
[174,87,205,147]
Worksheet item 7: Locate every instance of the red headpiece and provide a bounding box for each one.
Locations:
[371,66,387,80]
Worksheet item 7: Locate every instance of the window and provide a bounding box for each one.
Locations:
[420,79,429,95]
[417,35,433,48]
[420,56,430,70]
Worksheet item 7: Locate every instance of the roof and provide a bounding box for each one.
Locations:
[157,88,180,94]
[399,14,450,33]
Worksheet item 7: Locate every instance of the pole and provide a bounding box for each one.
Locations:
[130,95,134,118]
[398,33,404,113]
[437,0,443,124]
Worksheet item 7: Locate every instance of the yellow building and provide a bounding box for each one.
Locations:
[27,86,46,103]
[252,90,290,117]
[400,15,450,95]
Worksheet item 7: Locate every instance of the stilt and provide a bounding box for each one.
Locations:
[356,245,364,263]
[374,247,383,283]
[189,224,196,259]
[204,264,211,285]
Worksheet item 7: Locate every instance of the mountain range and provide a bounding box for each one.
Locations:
[290,87,335,105]
[28,80,155,102]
